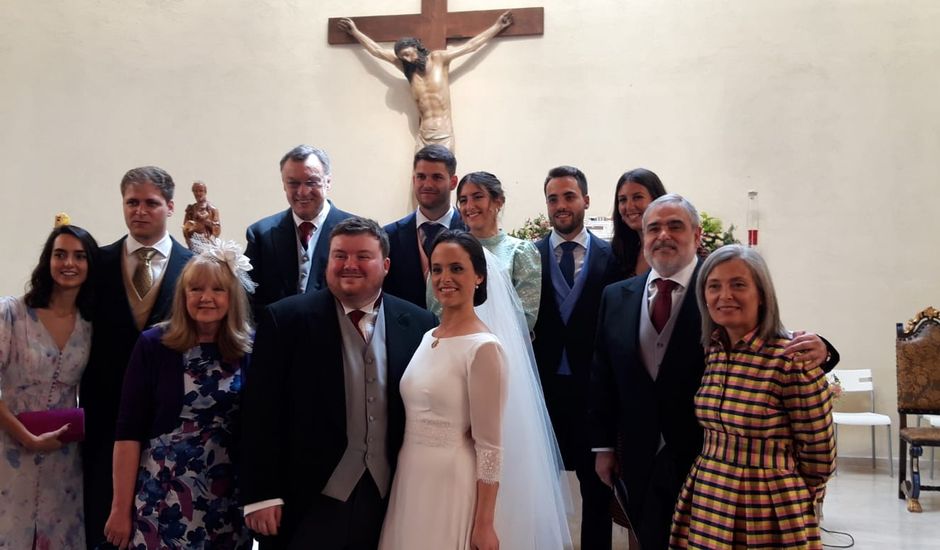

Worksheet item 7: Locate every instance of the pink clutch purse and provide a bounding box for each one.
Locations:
[16,407,85,444]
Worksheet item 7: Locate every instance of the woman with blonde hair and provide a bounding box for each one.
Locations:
[104,239,255,549]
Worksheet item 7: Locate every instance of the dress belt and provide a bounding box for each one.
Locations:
[701,430,795,470]
[404,418,471,448]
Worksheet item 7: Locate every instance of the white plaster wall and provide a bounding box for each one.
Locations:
[2,0,938,458]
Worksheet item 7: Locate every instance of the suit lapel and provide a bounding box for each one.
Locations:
[274,210,300,295]
[148,238,191,326]
[383,299,412,385]
[621,274,647,376]
[660,260,703,376]
[398,214,422,287]
[100,238,135,328]
[311,291,347,434]
[307,204,343,292]
[535,237,561,322]
[448,208,467,231]
[582,235,607,293]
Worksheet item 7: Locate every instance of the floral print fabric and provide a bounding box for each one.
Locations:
[0,296,91,549]
[132,345,250,550]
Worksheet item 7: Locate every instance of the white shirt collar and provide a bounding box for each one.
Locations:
[549,226,589,250]
[292,200,332,230]
[646,255,698,291]
[125,232,172,258]
[415,207,455,229]
[338,291,383,315]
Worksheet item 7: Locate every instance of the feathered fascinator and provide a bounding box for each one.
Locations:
[189,234,258,294]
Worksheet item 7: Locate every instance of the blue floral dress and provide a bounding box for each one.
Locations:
[132,345,250,550]
[0,296,91,550]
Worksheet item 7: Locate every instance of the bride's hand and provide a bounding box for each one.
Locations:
[471,523,499,550]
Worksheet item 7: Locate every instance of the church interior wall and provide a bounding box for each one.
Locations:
[2,0,938,459]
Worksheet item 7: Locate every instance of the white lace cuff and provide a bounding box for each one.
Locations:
[476,447,502,484]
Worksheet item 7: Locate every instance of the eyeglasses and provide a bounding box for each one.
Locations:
[286,179,328,189]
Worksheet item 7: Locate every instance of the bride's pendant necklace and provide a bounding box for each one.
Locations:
[431,338,440,348]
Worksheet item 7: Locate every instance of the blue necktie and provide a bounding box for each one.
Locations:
[421,222,444,258]
[559,241,578,287]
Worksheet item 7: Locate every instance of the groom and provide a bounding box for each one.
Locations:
[240,217,436,549]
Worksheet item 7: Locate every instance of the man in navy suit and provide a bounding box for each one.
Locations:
[81,166,193,549]
[382,144,465,308]
[241,217,436,549]
[591,194,838,549]
[532,165,621,550]
[246,144,353,318]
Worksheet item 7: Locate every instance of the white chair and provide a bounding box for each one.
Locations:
[829,369,893,477]
[919,414,940,477]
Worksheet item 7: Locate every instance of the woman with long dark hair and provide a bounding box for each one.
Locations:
[426,171,542,330]
[382,230,571,549]
[609,168,666,278]
[0,221,99,549]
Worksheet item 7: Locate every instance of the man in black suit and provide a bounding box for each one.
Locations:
[245,144,353,318]
[241,217,436,550]
[532,166,621,550]
[591,194,837,549]
[80,166,193,549]
[383,144,465,308]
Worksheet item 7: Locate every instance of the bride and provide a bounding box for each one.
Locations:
[379,230,571,549]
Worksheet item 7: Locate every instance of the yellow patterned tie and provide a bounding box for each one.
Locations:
[133,247,157,297]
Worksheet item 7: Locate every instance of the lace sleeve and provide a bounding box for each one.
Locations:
[467,338,508,484]
[425,272,443,319]
[508,238,542,331]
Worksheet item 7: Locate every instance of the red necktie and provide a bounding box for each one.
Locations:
[298,222,314,249]
[651,278,678,333]
[348,309,366,341]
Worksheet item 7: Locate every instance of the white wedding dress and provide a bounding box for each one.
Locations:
[379,248,572,549]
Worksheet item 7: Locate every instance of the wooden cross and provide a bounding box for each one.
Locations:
[327,0,544,51]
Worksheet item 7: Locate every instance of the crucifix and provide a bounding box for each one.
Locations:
[329,1,544,152]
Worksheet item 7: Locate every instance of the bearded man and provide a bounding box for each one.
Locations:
[338,11,513,152]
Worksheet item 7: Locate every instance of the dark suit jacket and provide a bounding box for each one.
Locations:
[532,232,620,466]
[382,209,465,308]
[591,261,841,534]
[240,289,436,548]
[245,203,353,317]
[80,235,192,548]
[590,262,707,523]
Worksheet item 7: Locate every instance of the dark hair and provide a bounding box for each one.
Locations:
[279,144,332,175]
[429,230,487,306]
[24,225,100,319]
[543,165,588,196]
[120,166,176,201]
[394,37,429,58]
[457,171,505,204]
[610,168,667,278]
[329,216,390,258]
[414,144,457,176]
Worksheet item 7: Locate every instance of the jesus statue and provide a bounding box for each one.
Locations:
[338,11,514,152]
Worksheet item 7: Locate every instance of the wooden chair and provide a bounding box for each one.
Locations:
[896,306,940,512]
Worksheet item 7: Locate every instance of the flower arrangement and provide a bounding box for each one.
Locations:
[509,214,552,242]
[699,212,739,254]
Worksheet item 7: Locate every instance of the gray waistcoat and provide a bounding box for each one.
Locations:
[322,301,391,501]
